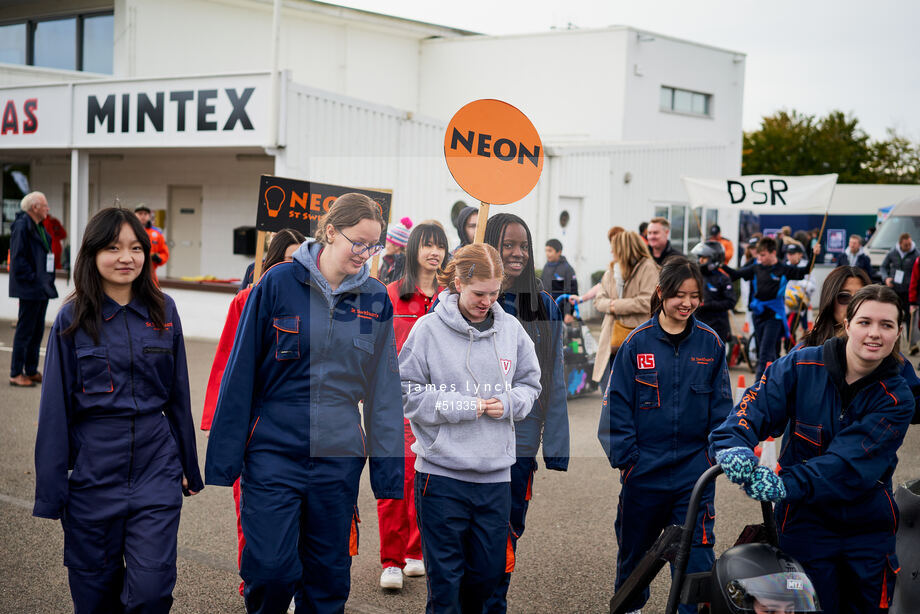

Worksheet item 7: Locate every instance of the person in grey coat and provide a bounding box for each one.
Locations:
[399,243,541,613]
[881,232,919,311]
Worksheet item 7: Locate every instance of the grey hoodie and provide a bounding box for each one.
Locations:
[399,290,541,483]
[292,239,369,304]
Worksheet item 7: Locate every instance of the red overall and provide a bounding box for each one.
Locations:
[376,281,439,569]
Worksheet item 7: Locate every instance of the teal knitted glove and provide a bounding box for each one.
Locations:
[744,466,787,502]
[715,446,759,485]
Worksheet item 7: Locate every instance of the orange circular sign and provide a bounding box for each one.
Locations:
[444,99,543,205]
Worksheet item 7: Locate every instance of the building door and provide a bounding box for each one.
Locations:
[557,196,584,275]
[167,186,202,278]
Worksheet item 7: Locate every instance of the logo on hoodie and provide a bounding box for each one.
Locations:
[500,358,512,375]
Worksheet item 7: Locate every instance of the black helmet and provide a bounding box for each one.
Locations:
[691,240,725,273]
[711,544,821,614]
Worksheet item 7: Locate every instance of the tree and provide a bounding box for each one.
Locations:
[865,129,920,184]
[743,110,920,183]
[743,109,874,182]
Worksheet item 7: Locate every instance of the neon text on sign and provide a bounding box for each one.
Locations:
[448,128,540,168]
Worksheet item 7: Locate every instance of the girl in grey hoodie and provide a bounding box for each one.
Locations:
[399,243,541,613]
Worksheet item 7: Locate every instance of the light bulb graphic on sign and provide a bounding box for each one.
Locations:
[264,185,286,218]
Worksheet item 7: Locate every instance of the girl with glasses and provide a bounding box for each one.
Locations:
[205,194,405,613]
[199,228,306,600]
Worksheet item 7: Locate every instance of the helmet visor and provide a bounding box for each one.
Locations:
[726,572,821,612]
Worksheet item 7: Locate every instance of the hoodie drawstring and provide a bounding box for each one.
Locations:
[490,334,514,430]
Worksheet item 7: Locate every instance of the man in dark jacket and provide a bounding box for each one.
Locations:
[881,232,919,312]
[9,191,58,387]
[646,216,682,266]
[835,234,875,280]
[541,239,578,321]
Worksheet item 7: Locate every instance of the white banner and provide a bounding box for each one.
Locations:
[0,72,270,149]
[682,174,838,212]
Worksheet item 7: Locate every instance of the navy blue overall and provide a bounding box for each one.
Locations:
[599,315,733,614]
[205,257,404,614]
[483,291,570,613]
[34,296,203,614]
[710,339,913,613]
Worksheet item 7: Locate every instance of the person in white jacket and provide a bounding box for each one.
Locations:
[399,243,541,613]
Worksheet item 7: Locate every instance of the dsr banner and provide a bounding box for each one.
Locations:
[682,174,838,212]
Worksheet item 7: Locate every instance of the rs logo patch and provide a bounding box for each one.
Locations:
[637,354,655,369]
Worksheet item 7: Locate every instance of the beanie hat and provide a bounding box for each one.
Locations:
[387,216,413,247]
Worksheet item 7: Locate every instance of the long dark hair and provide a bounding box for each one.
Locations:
[802,266,871,347]
[263,228,306,270]
[482,213,554,398]
[649,255,703,318]
[399,223,448,299]
[63,208,165,343]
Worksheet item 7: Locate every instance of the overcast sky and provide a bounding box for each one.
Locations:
[334,0,919,142]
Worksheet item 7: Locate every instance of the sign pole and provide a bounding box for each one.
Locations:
[789,189,833,344]
[472,201,490,244]
[252,230,266,285]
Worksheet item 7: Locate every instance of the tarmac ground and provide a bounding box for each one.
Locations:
[1,319,919,613]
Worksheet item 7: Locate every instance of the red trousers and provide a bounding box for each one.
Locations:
[232,478,246,595]
[376,419,422,568]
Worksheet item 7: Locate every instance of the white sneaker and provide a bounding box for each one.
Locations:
[626,610,641,614]
[380,566,403,590]
[403,558,425,577]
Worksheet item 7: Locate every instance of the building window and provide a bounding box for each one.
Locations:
[34,17,77,70]
[660,86,712,117]
[0,12,113,74]
[0,23,27,64]
[82,14,114,74]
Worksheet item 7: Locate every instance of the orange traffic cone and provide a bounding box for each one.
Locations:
[734,375,746,404]
[743,321,750,334]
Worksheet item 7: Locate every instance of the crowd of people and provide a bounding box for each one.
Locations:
[9,189,919,613]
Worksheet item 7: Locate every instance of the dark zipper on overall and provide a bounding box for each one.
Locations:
[122,307,138,487]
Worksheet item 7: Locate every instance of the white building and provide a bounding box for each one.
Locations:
[0,0,744,336]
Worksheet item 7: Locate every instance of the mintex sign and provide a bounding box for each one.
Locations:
[0,72,270,149]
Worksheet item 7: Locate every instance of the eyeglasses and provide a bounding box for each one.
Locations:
[338,229,385,258]
[836,292,853,306]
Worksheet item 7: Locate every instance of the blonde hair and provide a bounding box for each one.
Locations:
[611,231,651,280]
[437,243,503,293]
[315,193,385,244]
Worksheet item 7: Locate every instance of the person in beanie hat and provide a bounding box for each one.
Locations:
[452,206,478,254]
[380,216,412,284]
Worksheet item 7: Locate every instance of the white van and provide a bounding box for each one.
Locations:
[866,195,920,267]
